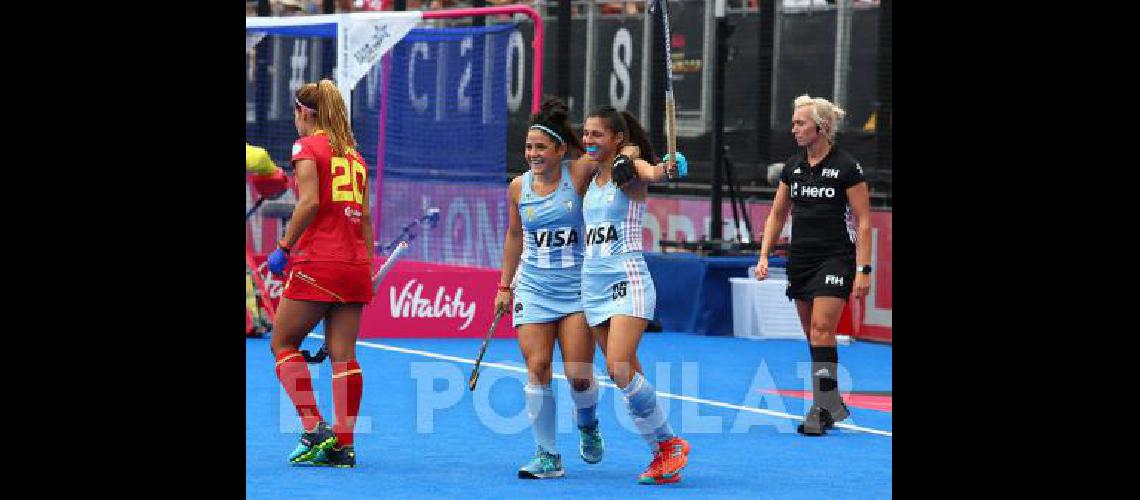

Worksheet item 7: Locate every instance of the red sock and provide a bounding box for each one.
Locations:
[275,349,324,431]
[332,360,363,447]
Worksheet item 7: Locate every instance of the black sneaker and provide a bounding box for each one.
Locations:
[828,401,850,426]
[312,445,356,468]
[288,421,337,464]
[797,406,833,436]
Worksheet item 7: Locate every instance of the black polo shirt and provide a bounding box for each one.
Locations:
[779,148,867,257]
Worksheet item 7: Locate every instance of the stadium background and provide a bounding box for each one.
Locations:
[245,2,892,496]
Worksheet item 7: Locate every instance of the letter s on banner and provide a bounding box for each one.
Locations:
[610,27,632,109]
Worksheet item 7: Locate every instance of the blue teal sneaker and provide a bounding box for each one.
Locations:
[578,422,604,464]
[517,448,564,479]
[288,421,337,464]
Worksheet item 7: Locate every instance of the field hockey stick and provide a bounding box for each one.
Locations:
[299,209,431,363]
[298,234,414,364]
[652,0,677,173]
[468,307,506,391]
[301,345,329,363]
[289,269,341,363]
[299,239,411,363]
[378,207,441,255]
[246,196,267,219]
[245,246,277,322]
[372,240,409,294]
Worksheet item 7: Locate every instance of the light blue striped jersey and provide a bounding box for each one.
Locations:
[582,171,645,260]
[519,161,584,269]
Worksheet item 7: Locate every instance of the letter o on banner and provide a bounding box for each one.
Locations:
[506,30,525,113]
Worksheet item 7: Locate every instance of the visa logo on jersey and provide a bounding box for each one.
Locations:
[532,229,579,248]
[585,224,619,246]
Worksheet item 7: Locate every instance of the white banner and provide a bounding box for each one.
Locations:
[246,12,423,95]
[342,12,422,93]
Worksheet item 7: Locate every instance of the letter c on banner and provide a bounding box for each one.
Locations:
[409,42,430,112]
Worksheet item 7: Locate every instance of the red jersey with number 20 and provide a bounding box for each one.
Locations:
[290,132,369,265]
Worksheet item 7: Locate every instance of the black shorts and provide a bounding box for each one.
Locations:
[785,252,854,301]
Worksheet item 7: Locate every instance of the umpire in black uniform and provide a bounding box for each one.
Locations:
[755,94,873,436]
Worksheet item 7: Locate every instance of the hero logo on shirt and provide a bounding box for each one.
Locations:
[292,143,303,156]
[792,182,836,199]
[821,169,840,178]
[855,163,864,175]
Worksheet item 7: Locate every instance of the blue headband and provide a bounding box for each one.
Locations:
[529,124,564,145]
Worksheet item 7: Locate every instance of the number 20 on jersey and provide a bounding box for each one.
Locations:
[330,156,366,204]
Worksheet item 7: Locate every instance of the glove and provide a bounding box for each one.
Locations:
[246,143,278,176]
[663,152,688,179]
[250,167,290,200]
[612,154,636,187]
[267,245,290,275]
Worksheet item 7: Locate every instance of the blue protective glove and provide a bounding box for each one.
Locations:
[267,245,290,275]
[663,152,688,179]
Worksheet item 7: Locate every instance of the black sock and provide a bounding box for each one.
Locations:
[810,346,839,392]
[819,377,838,392]
[810,346,838,364]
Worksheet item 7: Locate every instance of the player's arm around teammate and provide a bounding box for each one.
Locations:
[496,96,604,479]
[577,106,690,485]
[568,138,680,190]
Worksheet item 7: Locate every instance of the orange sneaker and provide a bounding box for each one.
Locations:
[637,437,690,485]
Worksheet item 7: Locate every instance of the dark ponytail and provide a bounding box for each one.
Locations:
[586,106,657,164]
[531,95,583,154]
[620,110,656,164]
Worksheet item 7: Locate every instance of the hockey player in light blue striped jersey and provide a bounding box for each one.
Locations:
[495,97,603,479]
[573,105,690,485]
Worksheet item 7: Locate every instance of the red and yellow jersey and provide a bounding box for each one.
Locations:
[290,131,369,265]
